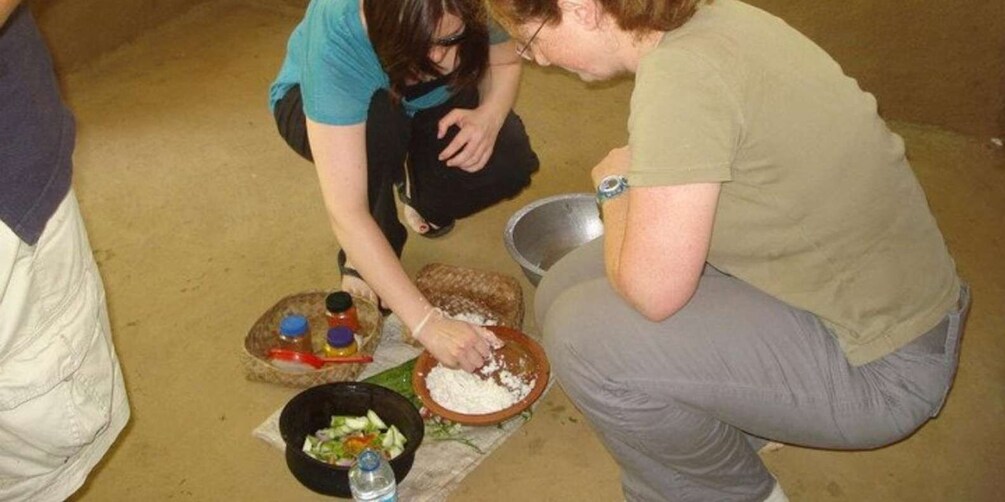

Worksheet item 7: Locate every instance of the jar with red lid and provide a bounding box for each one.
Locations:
[325,291,360,333]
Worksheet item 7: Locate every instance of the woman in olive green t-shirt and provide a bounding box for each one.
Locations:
[489,0,967,500]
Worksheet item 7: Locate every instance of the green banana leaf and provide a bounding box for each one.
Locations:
[361,357,421,409]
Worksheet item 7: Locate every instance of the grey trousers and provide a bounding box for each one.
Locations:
[535,238,969,502]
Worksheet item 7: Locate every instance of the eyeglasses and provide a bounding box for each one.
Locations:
[434,28,468,47]
[516,18,548,60]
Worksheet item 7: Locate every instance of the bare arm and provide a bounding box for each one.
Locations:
[593,147,720,321]
[306,118,497,371]
[306,119,428,323]
[436,40,522,171]
[1,0,22,27]
[475,40,521,126]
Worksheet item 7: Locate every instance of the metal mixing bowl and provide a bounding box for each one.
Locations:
[504,193,604,286]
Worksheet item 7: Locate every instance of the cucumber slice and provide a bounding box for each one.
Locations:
[331,424,353,437]
[344,416,369,430]
[367,409,387,430]
[389,425,406,448]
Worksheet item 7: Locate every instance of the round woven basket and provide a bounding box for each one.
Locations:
[405,263,524,345]
[241,291,382,388]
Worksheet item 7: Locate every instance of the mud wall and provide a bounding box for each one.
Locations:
[31,0,1005,138]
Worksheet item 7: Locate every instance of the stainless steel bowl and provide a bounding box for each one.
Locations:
[504,193,604,286]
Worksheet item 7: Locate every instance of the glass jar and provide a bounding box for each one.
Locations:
[324,326,358,358]
[278,314,313,354]
[325,291,360,333]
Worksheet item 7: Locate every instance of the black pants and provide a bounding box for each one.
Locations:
[273,85,539,258]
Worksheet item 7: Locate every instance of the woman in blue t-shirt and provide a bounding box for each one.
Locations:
[270,0,538,370]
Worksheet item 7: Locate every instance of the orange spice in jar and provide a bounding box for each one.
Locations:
[324,326,358,358]
[325,292,360,333]
[277,314,313,354]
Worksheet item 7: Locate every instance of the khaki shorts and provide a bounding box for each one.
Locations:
[0,191,129,501]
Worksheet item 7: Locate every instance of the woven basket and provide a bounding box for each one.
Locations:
[241,291,382,388]
[405,263,524,345]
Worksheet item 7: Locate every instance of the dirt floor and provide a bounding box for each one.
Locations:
[52,0,1004,500]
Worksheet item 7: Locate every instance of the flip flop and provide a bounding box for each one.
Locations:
[337,250,391,316]
[395,181,455,238]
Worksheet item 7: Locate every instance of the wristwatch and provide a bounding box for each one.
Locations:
[596,175,629,205]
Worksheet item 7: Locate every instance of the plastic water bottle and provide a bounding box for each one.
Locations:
[348,449,398,501]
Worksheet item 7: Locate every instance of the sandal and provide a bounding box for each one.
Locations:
[395,180,455,238]
[337,250,391,316]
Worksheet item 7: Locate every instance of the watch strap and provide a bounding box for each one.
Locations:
[596,175,629,204]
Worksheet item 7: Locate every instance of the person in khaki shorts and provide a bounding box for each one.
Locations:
[487,0,969,500]
[1,2,130,500]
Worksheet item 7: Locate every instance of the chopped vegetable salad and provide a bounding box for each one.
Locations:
[302,409,407,466]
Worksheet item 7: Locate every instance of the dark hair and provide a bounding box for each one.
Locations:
[486,0,706,36]
[365,0,489,102]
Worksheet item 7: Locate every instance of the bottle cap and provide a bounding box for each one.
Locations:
[279,314,309,337]
[326,291,354,312]
[326,326,355,347]
[357,449,380,472]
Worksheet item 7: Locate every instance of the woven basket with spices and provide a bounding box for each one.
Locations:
[241,291,382,388]
[403,263,524,345]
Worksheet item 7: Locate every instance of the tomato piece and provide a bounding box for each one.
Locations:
[343,433,378,456]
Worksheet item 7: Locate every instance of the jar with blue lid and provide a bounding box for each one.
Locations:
[278,314,313,354]
[324,326,358,358]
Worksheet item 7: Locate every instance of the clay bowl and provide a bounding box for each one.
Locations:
[412,326,550,426]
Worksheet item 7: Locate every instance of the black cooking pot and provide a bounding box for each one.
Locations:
[279,382,424,497]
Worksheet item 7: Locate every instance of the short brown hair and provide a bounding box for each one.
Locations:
[486,0,706,35]
[365,0,489,101]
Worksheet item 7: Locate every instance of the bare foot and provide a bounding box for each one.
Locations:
[402,204,432,234]
[759,441,785,454]
[397,180,450,236]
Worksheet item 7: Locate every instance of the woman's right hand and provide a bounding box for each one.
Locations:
[413,312,504,372]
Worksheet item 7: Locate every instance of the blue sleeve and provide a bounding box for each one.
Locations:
[488,19,510,45]
[300,0,388,125]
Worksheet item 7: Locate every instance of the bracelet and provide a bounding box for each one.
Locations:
[412,307,443,340]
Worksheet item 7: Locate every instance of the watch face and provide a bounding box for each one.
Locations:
[600,176,622,193]
[597,175,628,205]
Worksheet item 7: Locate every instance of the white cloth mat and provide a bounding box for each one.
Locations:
[253,314,550,501]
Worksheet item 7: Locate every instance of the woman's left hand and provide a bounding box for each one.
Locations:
[437,107,505,172]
